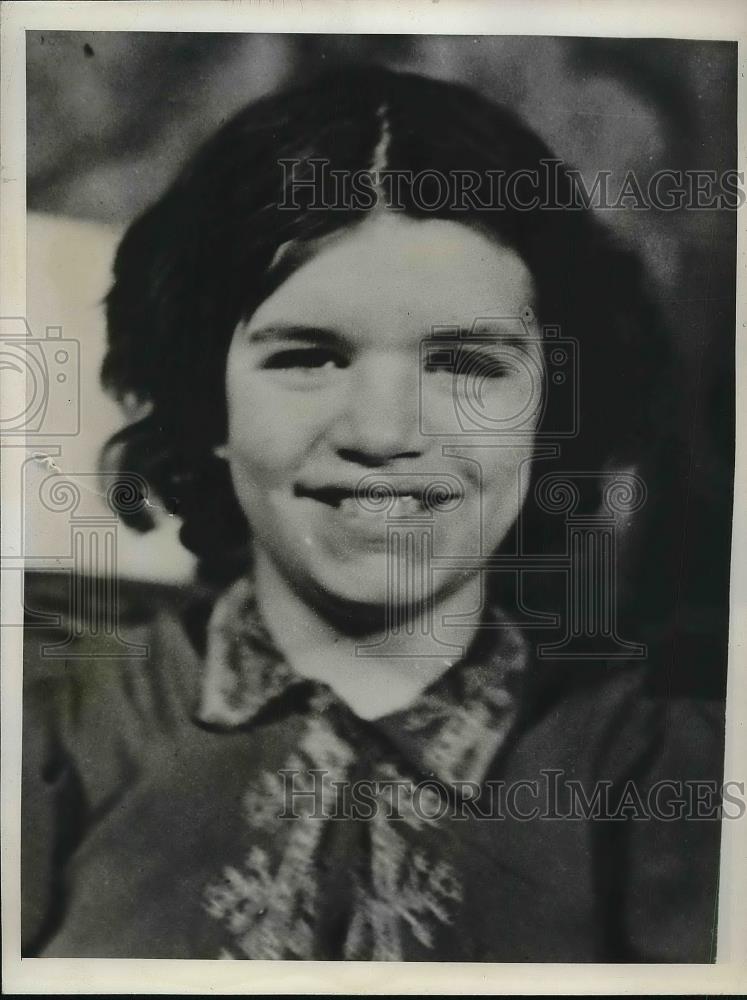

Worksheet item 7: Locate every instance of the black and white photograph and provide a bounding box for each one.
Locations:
[1,0,745,992]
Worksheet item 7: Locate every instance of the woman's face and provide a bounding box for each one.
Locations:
[225,213,543,610]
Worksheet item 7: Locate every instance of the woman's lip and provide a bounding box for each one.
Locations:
[294,484,463,509]
[294,485,358,507]
[313,495,436,544]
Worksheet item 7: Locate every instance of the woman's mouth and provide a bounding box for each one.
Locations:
[294,481,464,516]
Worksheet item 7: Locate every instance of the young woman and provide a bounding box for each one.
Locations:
[22,66,724,961]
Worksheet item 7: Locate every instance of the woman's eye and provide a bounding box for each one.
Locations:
[424,347,518,380]
[262,348,348,372]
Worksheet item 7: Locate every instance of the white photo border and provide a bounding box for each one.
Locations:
[1,0,745,993]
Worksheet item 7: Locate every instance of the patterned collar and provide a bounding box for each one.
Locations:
[196,576,529,788]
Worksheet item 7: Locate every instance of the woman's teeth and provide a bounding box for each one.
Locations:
[391,494,427,513]
[337,494,437,515]
[298,484,461,513]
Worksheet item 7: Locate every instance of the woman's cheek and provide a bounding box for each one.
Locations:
[238,380,336,457]
[227,401,298,470]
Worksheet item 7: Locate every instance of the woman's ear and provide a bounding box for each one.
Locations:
[213,443,229,460]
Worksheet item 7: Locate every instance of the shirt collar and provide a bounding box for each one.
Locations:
[196,575,529,786]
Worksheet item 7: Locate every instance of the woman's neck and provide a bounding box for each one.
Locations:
[253,551,483,720]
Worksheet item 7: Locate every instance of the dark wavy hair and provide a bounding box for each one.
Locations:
[102,66,677,599]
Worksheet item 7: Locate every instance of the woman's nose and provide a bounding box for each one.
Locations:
[330,353,424,465]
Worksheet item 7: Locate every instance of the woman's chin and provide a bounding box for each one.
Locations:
[306,570,398,616]
[293,555,441,626]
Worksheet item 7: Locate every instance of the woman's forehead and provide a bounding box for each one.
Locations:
[246,214,538,338]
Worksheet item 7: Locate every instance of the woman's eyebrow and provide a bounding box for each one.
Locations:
[243,323,539,353]
[425,327,540,352]
[244,323,345,347]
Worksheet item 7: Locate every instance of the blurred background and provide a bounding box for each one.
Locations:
[22,32,736,697]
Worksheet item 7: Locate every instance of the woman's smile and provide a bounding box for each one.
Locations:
[294,474,470,555]
[294,473,467,548]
